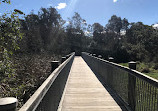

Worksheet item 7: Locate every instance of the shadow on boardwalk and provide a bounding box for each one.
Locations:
[84,60,128,111]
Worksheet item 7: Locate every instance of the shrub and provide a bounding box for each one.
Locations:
[0,53,61,108]
[153,63,158,70]
[141,67,150,73]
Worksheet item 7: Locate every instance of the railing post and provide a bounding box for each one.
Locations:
[93,54,96,57]
[98,55,102,58]
[0,97,18,111]
[128,61,136,111]
[51,61,59,72]
[66,55,70,59]
[108,57,114,62]
[61,57,66,63]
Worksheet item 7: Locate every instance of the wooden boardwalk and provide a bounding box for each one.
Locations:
[58,56,123,111]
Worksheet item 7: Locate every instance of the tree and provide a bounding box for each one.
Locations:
[20,12,43,53]
[38,7,63,50]
[106,15,122,33]
[67,12,87,31]
[125,22,155,61]
[66,12,87,55]
[20,7,65,54]
[92,23,104,32]
[0,11,23,79]
[92,23,104,43]
[0,1,24,97]
[122,18,129,31]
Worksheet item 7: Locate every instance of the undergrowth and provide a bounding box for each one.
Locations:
[0,53,61,108]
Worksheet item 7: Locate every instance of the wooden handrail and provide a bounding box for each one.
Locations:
[19,52,75,111]
[82,52,158,88]
[82,52,158,111]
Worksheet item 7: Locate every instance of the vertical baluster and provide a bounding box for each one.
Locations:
[125,72,128,102]
[135,78,138,111]
[151,86,154,111]
[118,69,122,96]
[110,66,113,88]
[125,71,128,102]
[146,83,150,111]
[136,78,139,111]
[157,88,158,111]
[153,87,157,111]
[128,62,136,111]
[119,69,122,94]
[108,65,111,86]
[143,81,146,111]
[146,83,149,111]
[148,85,151,111]
[142,81,144,111]
[140,80,143,111]
[115,68,118,92]
[138,79,141,111]
[122,71,125,100]
[144,82,147,111]
[120,69,123,96]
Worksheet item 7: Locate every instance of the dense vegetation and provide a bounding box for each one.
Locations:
[1,1,158,107]
[18,9,158,63]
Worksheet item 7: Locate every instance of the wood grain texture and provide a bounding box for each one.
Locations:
[58,56,123,111]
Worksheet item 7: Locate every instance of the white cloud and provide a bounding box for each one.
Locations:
[153,24,158,29]
[55,3,67,10]
[113,0,118,3]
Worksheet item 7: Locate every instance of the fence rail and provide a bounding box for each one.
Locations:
[19,52,75,111]
[82,52,158,111]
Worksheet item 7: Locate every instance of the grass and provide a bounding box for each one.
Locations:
[145,72,158,80]
[119,62,158,80]
[120,62,158,110]
[119,63,128,67]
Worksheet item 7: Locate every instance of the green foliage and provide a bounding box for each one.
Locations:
[0,49,15,80]
[153,64,158,70]
[20,7,67,54]
[66,12,88,55]
[0,11,23,80]
[119,62,158,80]
[12,54,60,106]
[119,63,128,67]
[14,9,24,15]
[141,67,150,73]
[0,7,24,108]
[92,23,104,44]
[125,22,158,62]
[106,15,123,33]
[1,4,158,108]
[0,53,60,108]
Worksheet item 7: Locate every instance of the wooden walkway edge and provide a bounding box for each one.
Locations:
[58,56,123,111]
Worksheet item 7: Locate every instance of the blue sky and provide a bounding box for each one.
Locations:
[0,0,158,26]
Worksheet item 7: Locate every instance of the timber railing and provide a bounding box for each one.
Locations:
[82,52,158,111]
[18,52,75,111]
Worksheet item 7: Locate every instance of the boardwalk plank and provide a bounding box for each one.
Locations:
[58,56,123,111]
